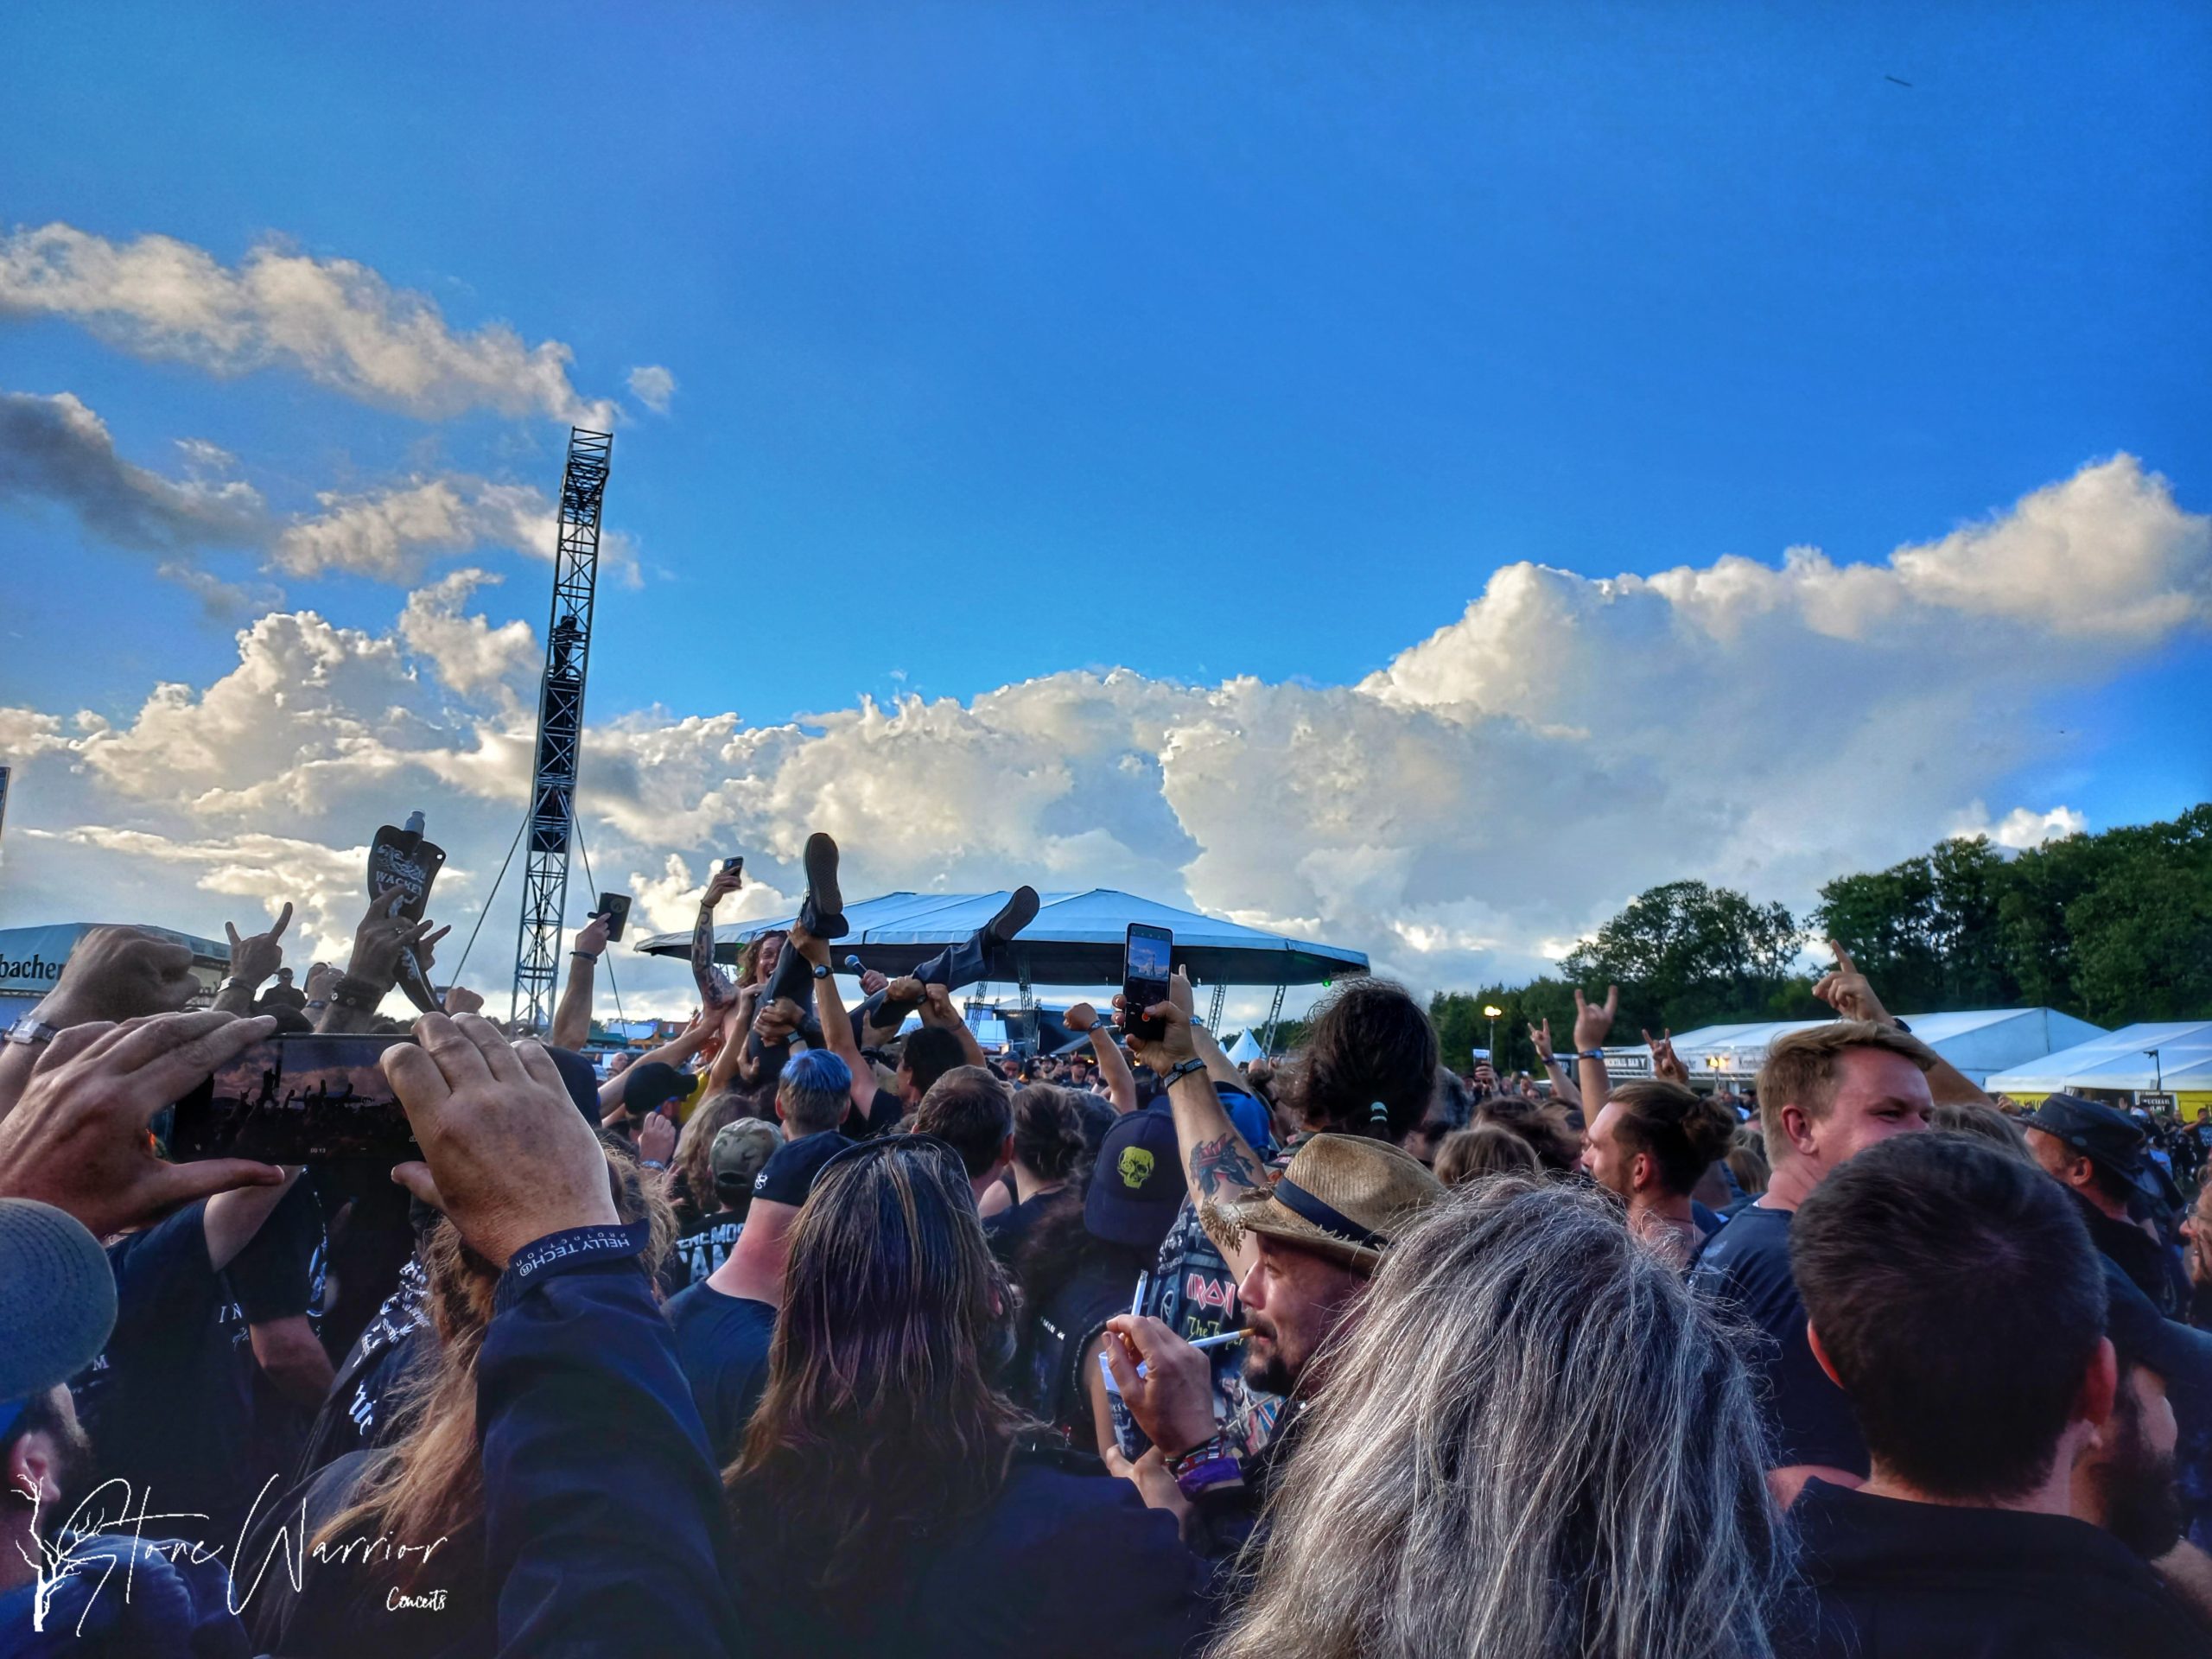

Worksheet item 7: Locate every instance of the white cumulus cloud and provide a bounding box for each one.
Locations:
[0,222,614,425]
[0,454,2202,1012]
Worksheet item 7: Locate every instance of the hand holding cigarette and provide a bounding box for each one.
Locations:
[1102,1313,1221,1461]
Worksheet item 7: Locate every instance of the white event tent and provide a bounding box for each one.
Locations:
[1657,1007,2107,1090]
[1986,1020,2212,1113]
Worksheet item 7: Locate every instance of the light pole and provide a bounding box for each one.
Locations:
[1483,1004,1503,1064]
[2146,1048,2163,1093]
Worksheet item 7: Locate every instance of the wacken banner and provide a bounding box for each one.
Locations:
[367,811,448,1014]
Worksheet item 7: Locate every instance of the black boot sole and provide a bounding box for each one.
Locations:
[804,832,848,938]
[984,884,1040,944]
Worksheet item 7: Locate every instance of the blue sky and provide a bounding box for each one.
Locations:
[0,2,2206,1005]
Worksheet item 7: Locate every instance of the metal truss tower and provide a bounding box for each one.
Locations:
[510,427,613,1032]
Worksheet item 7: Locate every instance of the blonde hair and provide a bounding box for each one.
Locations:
[1755,1021,1936,1154]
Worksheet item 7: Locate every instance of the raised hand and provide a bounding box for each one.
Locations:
[638,1109,677,1168]
[411,922,453,980]
[788,920,831,968]
[39,925,201,1028]
[385,1013,618,1268]
[1571,984,1618,1055]
[348,891,439,991]
[304,962,337,1003]
[444,983,486,1016]
[224,902,294,989]
[0,1011,285,1236]
[1065,1001,1105,1035]
[1528,1017,1555,1065]
[1645,1027,1688,1086]
[1114,971,1198,1072]
[1812,939,1893,1027]
[858,968,889,998]
[702,861,745,908]
[571,912,612,962]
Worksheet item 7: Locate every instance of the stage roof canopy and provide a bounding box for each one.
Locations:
[637,887,1367,988]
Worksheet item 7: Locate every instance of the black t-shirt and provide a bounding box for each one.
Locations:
[74,1202,267,1541]
[296,1255,431,1482]
[849,1084,906,1139]
[983,1194,1058,1265]
[666,1282,778,1462]
[1792,1478,2207,1657]
[1025,1253,1141,1452]
[674,1215,745,1287]
[1688,1204,1867,1477]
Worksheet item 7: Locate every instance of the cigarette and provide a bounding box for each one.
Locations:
[1130,1271,1149,1320]
[1189,1328,1255,1351]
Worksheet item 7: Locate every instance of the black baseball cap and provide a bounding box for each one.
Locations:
[753,1129,855,1207]
[618,1061,692,1117]
[1085,1105,1184,1256]
[2022,1093,2146,1179]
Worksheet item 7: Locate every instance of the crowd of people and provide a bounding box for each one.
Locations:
[2,830,2210,1656]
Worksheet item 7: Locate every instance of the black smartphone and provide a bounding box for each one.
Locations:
[169,1034,416,1163]
[1122,923,1173,1042]
[595,891,632,942]
[721,855,744,875]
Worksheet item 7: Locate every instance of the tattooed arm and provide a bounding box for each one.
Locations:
[691,861,743,1013]
[1119,970,1272,1276]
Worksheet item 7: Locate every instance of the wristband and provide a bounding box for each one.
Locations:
[494,1218,654,1313]
[330,973,390,1011]
[569,950,600,962]
[1163,1057,1207,1086]
[1168,1433,1245,1500]
[1575,1049,1605,1062]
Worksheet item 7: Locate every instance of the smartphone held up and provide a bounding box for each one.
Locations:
[1122,923,1173,1041]
[168,1033,417,1165]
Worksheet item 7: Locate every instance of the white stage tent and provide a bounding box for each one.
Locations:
[1986,1020,2212,1108]
[1659,1007,2107,1089]
[1226,1028,1267,1065]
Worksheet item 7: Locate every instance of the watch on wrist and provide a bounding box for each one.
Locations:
[810,963,830,981]
[4,1014,59,1047]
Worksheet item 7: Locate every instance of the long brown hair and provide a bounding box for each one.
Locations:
[315,1138,675,1585]
[1277,976,1440,1140]
[727,1136,1031,1592]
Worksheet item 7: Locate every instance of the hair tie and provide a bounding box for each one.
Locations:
[1370,1100,1389,1124]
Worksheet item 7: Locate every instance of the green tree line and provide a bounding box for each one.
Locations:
[1429,804,2211,1073]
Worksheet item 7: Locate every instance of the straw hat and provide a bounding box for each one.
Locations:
[1203,1132,1444,1273]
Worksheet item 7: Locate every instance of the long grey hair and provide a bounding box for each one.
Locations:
[1208,1178,1792,1659]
